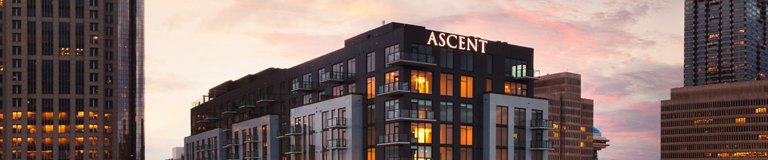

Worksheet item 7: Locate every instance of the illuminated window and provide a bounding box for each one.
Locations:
[734,40,746,46]
[367,148,376,160]
[440,147,453,160]
[89,112,98,120]
[76,125,84,133]
[739,28,746,33]
[12,138,22,146]
[708,33,720,39]
[759,135,768,140]
[104,113,112,121]
[580,127,586,132]
[43,125,53,133]
[485,79,491,92]
[366,77,375,99]
[58,138,69,145]
[88,124,98,133]
[104,125,112,133]
[27,125,36,134]
[77,111,85,119]
[27,138,35,146]
[75,137,84,145]
[459,76,473,98]
[440,73,454,96]
[58,112,67,120]
[385,71,399,84]
[440,124,453,144]
[412,123,432,143]
[460,125,473,145]
[553,131,560,139]
[88,137,98,145]
[0,113,3,121]
[411,70,432,94]
[736,117,747,124]
[504,82,527,96]
[12,112,22,120]
[43,112,53,120]
[11,125,22,133]
[756,108,767,114]
[579,141,585,147]
[58,125,69,133]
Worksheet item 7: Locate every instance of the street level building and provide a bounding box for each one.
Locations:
[0,0,145,159]
[534,72,595,160]
[661,80,768,159]
[184,22,553,160]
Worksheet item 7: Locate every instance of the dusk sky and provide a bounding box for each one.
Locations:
[145,1,683,159]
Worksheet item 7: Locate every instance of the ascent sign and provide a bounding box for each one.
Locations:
[426,31,488,53]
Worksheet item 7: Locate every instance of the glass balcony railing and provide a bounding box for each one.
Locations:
[530,140,554,150]
[327,139,347,149]
[386,52,436,66]
[256,95,276,103]
[290,81,313,92]
[530,119,553,130]
[386,109,434,121]
[282,125,305,136]
[326,117,347,128]
[378,134,417,145]
[321,72,353,83]
[377,82,410,96]
[243,151,260,158]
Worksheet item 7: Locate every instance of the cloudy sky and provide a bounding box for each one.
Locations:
[145,0,682,159]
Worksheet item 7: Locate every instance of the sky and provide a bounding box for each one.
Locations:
[145,0,683,159]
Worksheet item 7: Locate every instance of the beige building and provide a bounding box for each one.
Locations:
[661,80,768,159]
[534,72,595,160]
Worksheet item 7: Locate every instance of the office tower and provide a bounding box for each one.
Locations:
[661,80,768,159]
[683,0,768,86]
[0,0,145,159]
[184,22,554,160]
[534,72,596,160]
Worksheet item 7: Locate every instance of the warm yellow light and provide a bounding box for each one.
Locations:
[77,112,85,118]
[43,112,53,120]
[579,141,585,147]
[44,125,54,133]
[27,125,36,134]
[580,127,586,132]
[58,125,69,133]
[413,127,432,143]
[756,108,767,114]
[736,117,747,124]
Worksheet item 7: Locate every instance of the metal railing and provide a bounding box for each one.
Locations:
[530,119,553,129]
[326,117,347,128]
[530,140,554,150]
[386,52,435,66]
[377,82,410,96]
[386,109,434,121]
[378,133,417,145]
[291,81,313,91]
[327,139,347,149]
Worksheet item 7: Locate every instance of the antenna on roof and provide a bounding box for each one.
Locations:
[382,20,386,25]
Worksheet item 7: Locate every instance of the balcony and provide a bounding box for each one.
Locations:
[530,119,553,130]
[507,69,540,81]
[221,110,238,115]
[282,125,305,136]
[285,145,315,154]
[321,72,353,84]
[386,109,435,122]
[238,102,257,109]
[256,95,276,104]
[327,139,347,149]
[386,52,436,67]
[291,81,313,92]
[377,82,410,96]
[326,117,347,128]
[243,135,260,143]
[378,134,417,146]
[530,140,554,150]
[224,139,239,148]
[243,151,260,159]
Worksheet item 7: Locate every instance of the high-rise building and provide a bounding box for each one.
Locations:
[591,128,609,160]
[661,80,768,159]
[534,72,596,160]
[184,22,555,160]
[0,0,145,159]
[683,0,768,86]
[662,0,768,159]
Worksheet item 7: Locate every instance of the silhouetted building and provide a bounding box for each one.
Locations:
[535,72,595,160]
[184,22,554,160]
[0,0,145,159]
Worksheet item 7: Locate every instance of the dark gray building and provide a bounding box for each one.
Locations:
[683,0,768,86]
[0,0,145,159]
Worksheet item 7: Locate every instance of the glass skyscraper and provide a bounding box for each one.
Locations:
[683,0,768,86]
[0,0,144,159]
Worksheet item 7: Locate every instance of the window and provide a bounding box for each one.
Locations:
[486,55,493,74]
[504,82,527,96]
[413,146,432,160]
[460,125,473,145]
[497,127,508,146]
[459,76,473,98]
[440,147,453,160]
[505,59,528,78]
[366,104,375,124]
[367,52,375,72]
[440,124,453,144]
[440,102,453,122]
[347,58,356,75]
[440,73,454,96]
[496,106,508,125]
[367,148,376,160]
[736,117,746,124]
[385,71,399,84]
[514,108,526,127]
[460,148,472,160]
[384,44,400,66]
[411,123,432,143]
[757,108,767,114]
[411,70,432,94]
[459,52,473,71]
[460,104,473,123]
[486,79,492,92]
[332,85,344,96]
[440,48,454,68]
[366,77,375,99]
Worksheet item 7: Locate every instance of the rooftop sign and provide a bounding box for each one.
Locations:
[426,31,488,53]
